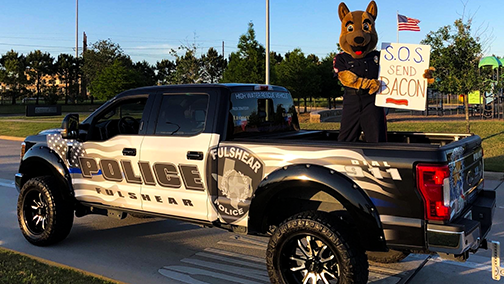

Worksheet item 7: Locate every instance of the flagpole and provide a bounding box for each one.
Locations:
[397,11,399,43]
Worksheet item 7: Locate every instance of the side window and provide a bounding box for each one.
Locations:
[155,94,209,136]
[91,98,147,141]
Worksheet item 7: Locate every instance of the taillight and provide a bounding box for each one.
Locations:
[20,142,26,160]
[416,164,450,221]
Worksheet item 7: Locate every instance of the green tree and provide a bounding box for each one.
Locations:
[201,47,226,83]
[156,59,176,85]
[26,50,55,104]
[132,60,156,87]
[170,43,202,84]
[319,53,343,109]
[90,60,136,100]
[271,52,283,65]
[421,17,483,133]
[275,49,320,112]
[221,22,266,84]
[56,54,79,104]
[83,39,132,99]
[0,50,29,104]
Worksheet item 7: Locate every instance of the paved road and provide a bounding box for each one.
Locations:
[1,138,503,284]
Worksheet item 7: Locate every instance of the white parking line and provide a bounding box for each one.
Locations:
[0,180,15,188]
[203,248,266,264]
[430,255,492,271]
[217,241,266,251]
[181,258,270,282]
[159,266,267,284]
[158,269,209,284]
[195,252,266,270]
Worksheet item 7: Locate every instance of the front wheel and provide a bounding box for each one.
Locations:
[17,176,74,246]
[266,211,368,284]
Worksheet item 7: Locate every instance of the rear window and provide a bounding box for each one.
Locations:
[230,91,299,137]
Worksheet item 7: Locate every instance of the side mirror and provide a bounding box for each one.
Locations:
[61,113,79,139]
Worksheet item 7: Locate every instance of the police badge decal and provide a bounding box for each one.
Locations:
[208,146,264,224]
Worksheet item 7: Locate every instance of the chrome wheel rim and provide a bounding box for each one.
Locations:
[280,233,340,284]
[23,190,48,234]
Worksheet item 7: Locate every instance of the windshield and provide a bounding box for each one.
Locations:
[82,99,115,124]
[230,91,299,137]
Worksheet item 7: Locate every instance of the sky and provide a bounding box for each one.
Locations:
[1,0,503,65]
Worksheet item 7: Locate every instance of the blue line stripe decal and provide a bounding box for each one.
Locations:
[370,197,397,208]
[69,168,82,174]
[68,168,102,176]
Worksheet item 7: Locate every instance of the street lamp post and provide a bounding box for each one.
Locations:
[76,0,79,58]
[265,0,270,85]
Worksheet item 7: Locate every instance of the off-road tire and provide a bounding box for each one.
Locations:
[367,250,410,263]
[266,211,368,284]
[17,176,74,246]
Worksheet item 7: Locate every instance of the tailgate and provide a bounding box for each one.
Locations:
[446,144,484,219]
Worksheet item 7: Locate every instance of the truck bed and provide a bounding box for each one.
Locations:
[233,130,474,150]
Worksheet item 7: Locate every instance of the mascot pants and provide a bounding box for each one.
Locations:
[338,92,387,143]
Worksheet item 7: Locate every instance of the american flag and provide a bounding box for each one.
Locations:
[398,14,420,31]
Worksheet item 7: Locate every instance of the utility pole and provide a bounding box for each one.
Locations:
[265,0,270,85]
[82,32,89,103]
[222,41,225,58]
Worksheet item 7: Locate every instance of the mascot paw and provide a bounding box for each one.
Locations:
[423,67,435,84]
[368,79,380,94]
[338,70,358,86]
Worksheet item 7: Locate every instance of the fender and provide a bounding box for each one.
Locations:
[248,164,386,250]
[18,144,74,199]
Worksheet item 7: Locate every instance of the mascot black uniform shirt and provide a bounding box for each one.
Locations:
[333,50,380,94]
[333,50,387,143]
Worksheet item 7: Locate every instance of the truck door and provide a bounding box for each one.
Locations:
[70,93,154,211]
[139,91,219,221]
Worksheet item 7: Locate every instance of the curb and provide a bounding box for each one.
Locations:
[485,171,504,181]
[0,247,127,284]
[0,135,24,142]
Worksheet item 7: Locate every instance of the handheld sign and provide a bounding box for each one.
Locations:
[376,42,431,111]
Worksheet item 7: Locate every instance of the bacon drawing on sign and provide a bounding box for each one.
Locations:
[386,98,409,106]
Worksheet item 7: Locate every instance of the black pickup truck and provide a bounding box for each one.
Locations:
[15,84,496,284]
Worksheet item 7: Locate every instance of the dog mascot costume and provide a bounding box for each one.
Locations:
[334,1,433,143]
[334,1,385,143]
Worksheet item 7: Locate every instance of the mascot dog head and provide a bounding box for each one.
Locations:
[338,1,378,59]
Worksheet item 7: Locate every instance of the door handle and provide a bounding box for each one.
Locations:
[122,148,137,156]
[187,151,204,160]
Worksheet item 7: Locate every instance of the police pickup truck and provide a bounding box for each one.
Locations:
[15,84,498,283]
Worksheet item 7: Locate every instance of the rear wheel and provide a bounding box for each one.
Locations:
[17,176,74,246]
[267,211,368,284]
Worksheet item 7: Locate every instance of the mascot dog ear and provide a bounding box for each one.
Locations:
[339,1,377,21]
[366,1,377,20]
[338,2,349,21]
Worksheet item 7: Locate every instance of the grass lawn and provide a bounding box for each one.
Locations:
[301,120,504,172]
[0,114,90,137]
[0,247,116,284]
